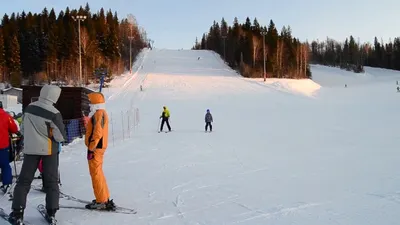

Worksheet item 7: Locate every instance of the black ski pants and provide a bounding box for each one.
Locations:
[12,153,59,211]
[205,122,212,131]
[160,118,171,131]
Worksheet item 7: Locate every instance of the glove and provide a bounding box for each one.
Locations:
[87,150,94,160]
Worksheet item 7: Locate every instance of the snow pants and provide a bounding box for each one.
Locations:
[88,148,110,203]
[160,118,171,132]
[205,122,212,131]
[12,154,59,210]
[0,148,12,185]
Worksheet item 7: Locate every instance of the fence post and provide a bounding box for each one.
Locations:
[127,110,131,138]
[121,111,125,141]
[111,112,115,147]
[136,108,140,126]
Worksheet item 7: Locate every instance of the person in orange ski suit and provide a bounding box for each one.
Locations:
[84,92,116,210]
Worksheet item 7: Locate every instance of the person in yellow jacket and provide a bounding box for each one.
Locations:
[159,106,171,132]
[84,92,116,211]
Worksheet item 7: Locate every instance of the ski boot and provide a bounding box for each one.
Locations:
[105,199,117,211]
[0,184,10,194]
[85,200,107,210]
[8,209,24,225]
[85,199,116,211]
[45,209,57,224]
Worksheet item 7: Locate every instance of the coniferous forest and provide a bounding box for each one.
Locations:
[193,17,312,79]
[0,3,149,87]
[193,17,400,79]
[309,36,400,73]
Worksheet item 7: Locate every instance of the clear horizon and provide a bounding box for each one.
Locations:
[0,0,399,49]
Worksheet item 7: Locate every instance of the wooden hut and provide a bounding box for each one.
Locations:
[21,85,95,143]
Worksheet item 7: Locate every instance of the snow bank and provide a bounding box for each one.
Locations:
[310,64,400,87]
[260,78,321,97]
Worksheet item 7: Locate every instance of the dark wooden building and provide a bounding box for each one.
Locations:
[21,85,95,143]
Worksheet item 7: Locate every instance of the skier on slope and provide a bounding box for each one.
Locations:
[9,84,67,224]
[84,92,116,210]
[205,109,213,132]
[0,106,19,193]
[159,106,171,132]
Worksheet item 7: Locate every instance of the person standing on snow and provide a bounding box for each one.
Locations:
[159,106,171,132]
[84,92,116,211]
[0,107,19,193]
[9,84,66,224]
[205,109,213,132]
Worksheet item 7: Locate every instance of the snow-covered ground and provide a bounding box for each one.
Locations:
[1,49,400,225]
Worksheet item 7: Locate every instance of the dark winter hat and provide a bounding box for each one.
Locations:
[207,109,210,112]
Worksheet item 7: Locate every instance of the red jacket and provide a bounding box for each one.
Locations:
[0,108,18,149]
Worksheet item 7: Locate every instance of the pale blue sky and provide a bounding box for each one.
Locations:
[1,0,399,49]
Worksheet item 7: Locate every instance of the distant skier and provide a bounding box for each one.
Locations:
[84,92,116,211]
[159,106,171,132]
[205,109,213,132]
[10,85,66,224]
[0,106,19,193]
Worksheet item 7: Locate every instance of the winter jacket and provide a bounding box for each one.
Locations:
[160,107,170,119]
[85,92,109,150]
[0,108,18,149]
[22,85,66,156]
[205,112,213,123]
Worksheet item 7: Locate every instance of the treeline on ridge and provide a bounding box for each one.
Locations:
[0,3,149,87]
[310,36,400,73]
[192,17,311,79]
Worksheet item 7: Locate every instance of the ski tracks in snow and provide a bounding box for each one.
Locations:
[230,202,325,224]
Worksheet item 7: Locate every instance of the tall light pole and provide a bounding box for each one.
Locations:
[260,31,267,82]
[128,27,134,74]
[221,36,227,61]
[72,15,87,86]
[127,14,136,74]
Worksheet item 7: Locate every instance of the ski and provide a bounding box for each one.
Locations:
[31,185,137,214]
[36,204,57,225]
[58,205,137,214]
[0,208,31,225]
[58,193,137,214]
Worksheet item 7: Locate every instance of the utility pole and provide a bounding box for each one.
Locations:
[72,14,87,86]
[128,26,134,74]
[221,36,227,61]
[127,14,136,74]
[260,30,267,82]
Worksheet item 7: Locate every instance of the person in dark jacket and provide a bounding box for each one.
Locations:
[159,106,171,132]
[9,84,67,224]
[0,107,19,193]
[205,109,213,132]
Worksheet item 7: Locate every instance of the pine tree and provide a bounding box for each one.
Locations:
[0,5,147,84]
[0,28,5,81]
[193,17,311,79]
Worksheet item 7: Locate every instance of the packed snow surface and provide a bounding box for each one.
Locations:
[1,49,399,225]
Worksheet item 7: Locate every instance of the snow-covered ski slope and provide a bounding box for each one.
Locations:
[3,49,400,225]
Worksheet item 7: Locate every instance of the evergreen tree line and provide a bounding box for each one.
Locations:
[0,3,149,87]
[310,36,400,73]
[192,17,311,79]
